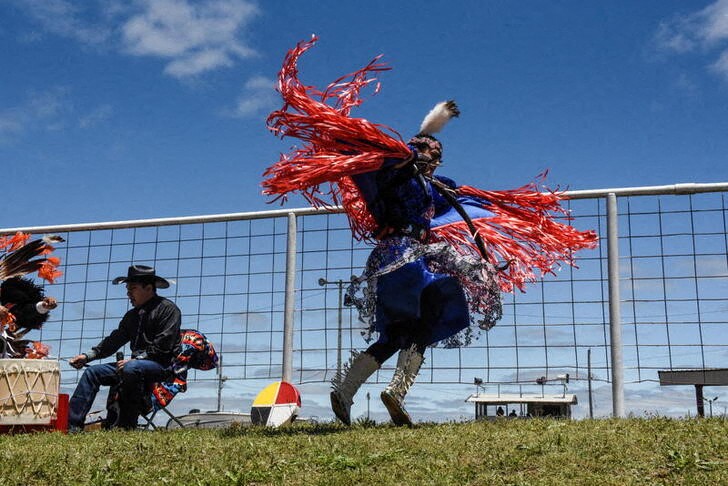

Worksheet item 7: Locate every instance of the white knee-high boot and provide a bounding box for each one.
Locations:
[380,344,424,426]
[330,351,380,425]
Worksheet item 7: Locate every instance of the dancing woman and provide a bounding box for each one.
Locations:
[263,37,597,425]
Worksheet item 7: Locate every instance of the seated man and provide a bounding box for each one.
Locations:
[68,265,181,430]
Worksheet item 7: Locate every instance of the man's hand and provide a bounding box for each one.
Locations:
[69,354,88,369]
[116,359,131,372]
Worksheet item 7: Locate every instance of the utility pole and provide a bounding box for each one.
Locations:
[588,349,594,419]
[216,354,227,412]
[366,392,371,421]
[704,396,719,418]
[318,277,352,377]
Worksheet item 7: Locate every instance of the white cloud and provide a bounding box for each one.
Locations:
[700,0,728,43]
[711,49,728,77]
[11,0,119,45]
[165,49,233,77]
[673,72,700,98]
[121,0,259,77]
[656,0,728,52]
[0,88,111,141]
[78,104,113,129]
[227,75,277,118]
[244,75,275,91]
[0,117,24,138]
[28,88,71,119]
[0,87,73,143]
[11,0,260,78]
[233,97,271,117]
[655,0,728,82]
[654,20,698,54]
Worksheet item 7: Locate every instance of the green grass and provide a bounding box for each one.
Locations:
[1,418,727,485]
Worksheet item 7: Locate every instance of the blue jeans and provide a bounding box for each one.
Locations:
[68,359,167,429]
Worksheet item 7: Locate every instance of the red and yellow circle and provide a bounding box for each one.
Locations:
[250,381,301,427]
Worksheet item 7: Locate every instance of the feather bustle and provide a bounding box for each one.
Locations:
[0,232,63,283]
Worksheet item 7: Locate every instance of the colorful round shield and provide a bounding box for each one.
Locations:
[250,381,301,427]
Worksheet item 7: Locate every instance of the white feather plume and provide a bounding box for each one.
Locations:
[418,100,460,135]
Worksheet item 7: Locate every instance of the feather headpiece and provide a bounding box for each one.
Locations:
[0,233,62,358]
[0,233,64,284]
[418,100,460,136]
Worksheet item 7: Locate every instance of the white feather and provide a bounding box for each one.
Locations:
[42,235,65,244]
[419,100,459,135]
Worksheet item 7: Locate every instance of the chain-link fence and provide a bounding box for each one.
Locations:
[3,182,727,421]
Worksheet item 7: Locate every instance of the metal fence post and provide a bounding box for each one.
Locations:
[282,212,297,383]
[318,278,347,378]
[607,193,625,417]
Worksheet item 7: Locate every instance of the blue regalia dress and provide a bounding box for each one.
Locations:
[348,165,502,349]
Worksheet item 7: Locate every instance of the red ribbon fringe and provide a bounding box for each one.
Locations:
[263,36,411,210]
[262,39,598,290]
[434,177,598,292]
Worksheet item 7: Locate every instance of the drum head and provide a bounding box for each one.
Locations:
[250,381,301,427]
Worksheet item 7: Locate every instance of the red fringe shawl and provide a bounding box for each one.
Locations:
[263,35,411,231]
[263,38,598,291]
[433,175,598,292]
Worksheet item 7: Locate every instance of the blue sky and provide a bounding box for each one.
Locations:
[2,0,728,230]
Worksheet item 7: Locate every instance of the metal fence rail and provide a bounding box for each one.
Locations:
[2,182,727,420]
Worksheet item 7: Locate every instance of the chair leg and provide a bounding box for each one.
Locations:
[159,406,185,429]
[140,409,159,430]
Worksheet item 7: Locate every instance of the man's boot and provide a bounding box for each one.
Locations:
[380,345,424,426]
[330,351,380,425]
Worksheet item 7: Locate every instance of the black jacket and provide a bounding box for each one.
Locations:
[85,295,181,366]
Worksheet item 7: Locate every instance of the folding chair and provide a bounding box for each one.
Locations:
[142,329,218,429]
[104,329,218,430]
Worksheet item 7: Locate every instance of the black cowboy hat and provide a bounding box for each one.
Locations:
[112,265,170,289]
